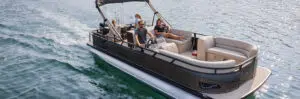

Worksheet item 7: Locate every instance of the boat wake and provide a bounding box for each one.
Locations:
[37,8,91,45]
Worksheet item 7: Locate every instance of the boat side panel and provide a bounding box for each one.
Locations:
[92,36,254,94]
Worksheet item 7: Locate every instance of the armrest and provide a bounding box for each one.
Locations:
[248,45,258,57]
[197,36,215,60]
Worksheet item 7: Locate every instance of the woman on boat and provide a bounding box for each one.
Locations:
[135,20,155,48]
[154,18,183,40]
[134,13,142,29]
[112,19,117,27]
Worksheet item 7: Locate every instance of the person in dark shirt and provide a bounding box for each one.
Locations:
[135,20,155,47]
[154,18,183,40]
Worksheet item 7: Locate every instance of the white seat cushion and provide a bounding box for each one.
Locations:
[166,38,192,53]
[207,47,247,61]
[165,29,193,53]
[160,43,179,53]
[215,37,258,57]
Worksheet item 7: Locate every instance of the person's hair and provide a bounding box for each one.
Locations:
[112,19,116,26]
[138,20,144,25]
[112,19,116,24]
[156,18,162,25]
[135,13,142,19]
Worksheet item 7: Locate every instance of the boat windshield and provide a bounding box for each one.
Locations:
[101,2,156,26]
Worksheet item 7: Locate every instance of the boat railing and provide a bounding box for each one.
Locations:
[90,31,257,75]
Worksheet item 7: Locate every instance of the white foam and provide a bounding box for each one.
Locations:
[38,9,91,45]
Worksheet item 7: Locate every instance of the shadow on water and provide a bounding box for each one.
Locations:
[89,53,168,99]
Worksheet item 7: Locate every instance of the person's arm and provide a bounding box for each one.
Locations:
[147,31,155,39]
[134,23,138,28]
[135,34,141,46]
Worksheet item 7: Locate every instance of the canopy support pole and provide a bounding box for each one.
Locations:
[95,0,123,41]
[151,12,158,26]
[146,2,172,28]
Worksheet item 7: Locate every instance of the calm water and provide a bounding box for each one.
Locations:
[0,0,299,99]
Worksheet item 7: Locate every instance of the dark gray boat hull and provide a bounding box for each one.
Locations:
[89,31,256,95]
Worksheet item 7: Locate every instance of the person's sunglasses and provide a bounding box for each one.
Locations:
[139,24,144,28]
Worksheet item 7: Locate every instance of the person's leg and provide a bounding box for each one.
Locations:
[163,33,184,40]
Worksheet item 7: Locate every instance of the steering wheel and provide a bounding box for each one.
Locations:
[145,38,157,48]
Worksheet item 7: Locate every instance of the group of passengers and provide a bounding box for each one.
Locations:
[112,13,184,48]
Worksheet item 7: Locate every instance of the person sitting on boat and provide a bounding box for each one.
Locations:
[154,18,184,40]
[111,19,122,34]
[112,19,117,27]
[134,13,142,29]
[111,19,121,31]
[135,20,155,48]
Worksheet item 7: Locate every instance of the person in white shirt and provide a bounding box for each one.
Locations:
[134,13,142,29]
[112,19,117,27]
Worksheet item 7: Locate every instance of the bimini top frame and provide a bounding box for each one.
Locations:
[95,0,171,40]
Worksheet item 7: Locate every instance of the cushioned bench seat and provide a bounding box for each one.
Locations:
[197,36,258,64]
[207,47,247,62]
[165,29,193,53]
[159,50,238,73]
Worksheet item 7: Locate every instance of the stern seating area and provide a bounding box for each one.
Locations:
[155,35,258,73]
[197,36,258,63]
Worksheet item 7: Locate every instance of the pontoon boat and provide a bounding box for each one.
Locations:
[87,0,271,98]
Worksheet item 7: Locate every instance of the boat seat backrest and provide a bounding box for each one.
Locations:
[214,37,258,57]
[169,29,193,39]
[159,49,237,73]
[159,42,179,53]
[165,29,193,53]
[125,30,136,47]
